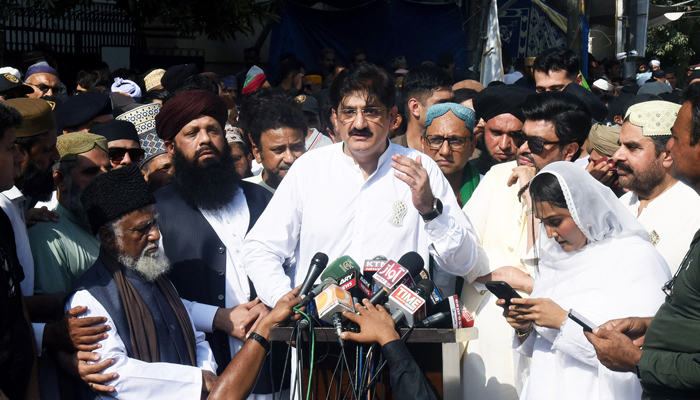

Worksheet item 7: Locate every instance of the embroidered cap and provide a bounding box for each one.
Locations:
[425,102,476,132]
[625,101,681,137]
[57,132,108,162]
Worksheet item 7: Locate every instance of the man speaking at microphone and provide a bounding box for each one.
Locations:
[244,63,479,307]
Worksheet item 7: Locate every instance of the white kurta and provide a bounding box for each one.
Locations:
[68,290,217,399]
[0,186,33,295]
[243,141,479,307]
[181,187,288,400]
[619,181,700,274]
[461,160,529,400]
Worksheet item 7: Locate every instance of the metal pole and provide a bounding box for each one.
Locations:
[567,0,582,56]
[616,0,625,55]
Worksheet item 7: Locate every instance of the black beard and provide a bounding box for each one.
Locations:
[16,160,54,201]
[172,143,241,211]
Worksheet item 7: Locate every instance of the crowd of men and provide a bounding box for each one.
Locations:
[1,42,700,400]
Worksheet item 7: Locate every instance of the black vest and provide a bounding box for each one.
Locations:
[76,258,194,366]
[153,182,286,393]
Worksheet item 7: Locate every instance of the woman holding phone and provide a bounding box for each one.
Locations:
[498,162,670,400]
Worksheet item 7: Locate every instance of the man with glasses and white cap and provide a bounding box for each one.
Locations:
[420,102,479,207]
[461,91,592,400]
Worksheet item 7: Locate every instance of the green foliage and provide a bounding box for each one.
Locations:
[647,0,700,69]
[2,0,276,41]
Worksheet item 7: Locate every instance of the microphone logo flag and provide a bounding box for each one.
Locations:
[374,260,415,290]
[363,259,388,274]
[388,284,426,326]
[316,284,355,322]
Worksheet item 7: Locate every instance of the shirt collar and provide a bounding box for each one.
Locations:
[2,186,25,202]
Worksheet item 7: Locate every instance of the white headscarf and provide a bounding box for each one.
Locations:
[530,161,670,323]
[524,162,671,399]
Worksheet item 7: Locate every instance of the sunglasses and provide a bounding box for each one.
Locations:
[109,147,145,163]
[513,132,565,155]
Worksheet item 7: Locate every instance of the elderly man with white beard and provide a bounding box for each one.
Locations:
[66,165,218,399]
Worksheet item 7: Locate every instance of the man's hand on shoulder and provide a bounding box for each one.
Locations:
[391,154,434,215]
[46,305,110,352]
[25,206,58,227]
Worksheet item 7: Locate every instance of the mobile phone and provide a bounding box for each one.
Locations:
[485,281,521,306]
[568,309,597,333]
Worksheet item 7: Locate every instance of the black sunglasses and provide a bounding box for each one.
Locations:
[109,147,145,163]
[513,132,565,155]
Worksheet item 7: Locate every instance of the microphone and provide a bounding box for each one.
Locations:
[369,251,425,305]
[298,252,329,297]
[413,280,435,314]
[297,255,357,309]
[415,295,474,329]
[416,268,444,305]
[363,256,388,284]
[315,284,355,346]
[337,269,372,305]
[388,284,428,327]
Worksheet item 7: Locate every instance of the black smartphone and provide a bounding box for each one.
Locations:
[568,309,596,333]
[485,281,521,306]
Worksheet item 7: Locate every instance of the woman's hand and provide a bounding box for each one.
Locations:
[496,298,533,332]
[506,297,568,329]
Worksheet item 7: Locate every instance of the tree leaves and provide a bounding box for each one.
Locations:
[647,0,699,68]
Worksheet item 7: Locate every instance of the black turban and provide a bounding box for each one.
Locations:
[563,83,609,122]
[81,165,156,234]
[90,120,140,143]
[155,90,228,141]
[55,93,112,131]
[472,85,534,123]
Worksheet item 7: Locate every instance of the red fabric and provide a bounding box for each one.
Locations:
[241,74,266,95]
[155,90,228,141]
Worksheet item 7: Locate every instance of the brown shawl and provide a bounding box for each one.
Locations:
[100,246,197,365]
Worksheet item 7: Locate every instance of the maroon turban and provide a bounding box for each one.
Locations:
[155,90,228,141]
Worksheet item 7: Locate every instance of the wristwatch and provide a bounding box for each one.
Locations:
[420,198,443,222]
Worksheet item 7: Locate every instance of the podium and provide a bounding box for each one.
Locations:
[271,327,478,399]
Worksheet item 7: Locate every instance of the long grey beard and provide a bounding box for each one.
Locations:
[118,244,171,282]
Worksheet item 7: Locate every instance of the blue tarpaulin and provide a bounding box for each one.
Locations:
[269,0,469,83]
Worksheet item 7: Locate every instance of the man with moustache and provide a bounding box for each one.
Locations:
[29,132,111,294]
[151,90,284,399]
[613,101,700,273]
[244,62,478,310]
[585,84,700,400]
[69,165,218,399]
[461,91,591,400]
[469,84,534,175]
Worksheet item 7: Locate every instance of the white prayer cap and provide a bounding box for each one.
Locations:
[625,101,681,137]
[592,79,613,92]
[0,67,21,80]
[650,60,661,68]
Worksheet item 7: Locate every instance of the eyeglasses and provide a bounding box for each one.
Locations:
[109,148,146,163]
[28,83,61,94]
[337,107,388,123]
[423,134,469,150]
[513,132,564,155]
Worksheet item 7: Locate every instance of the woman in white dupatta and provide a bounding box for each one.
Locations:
[498,161,671,400]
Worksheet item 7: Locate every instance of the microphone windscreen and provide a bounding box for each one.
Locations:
[416,279,434,297]
[397,251,424,277]
[321,255,359,281]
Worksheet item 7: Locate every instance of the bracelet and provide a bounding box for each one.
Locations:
[517,181,531,201]
[516,324,534,338]
[525,208,533,216]
[248,332,271,352]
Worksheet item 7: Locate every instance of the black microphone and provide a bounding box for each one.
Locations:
[337,269,372,305]
[415,295,468,329]
[413,280,435,314]
[298,252,329,297]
